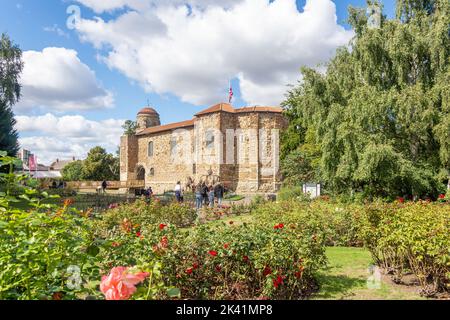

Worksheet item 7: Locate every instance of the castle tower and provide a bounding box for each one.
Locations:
[137,107,161,130]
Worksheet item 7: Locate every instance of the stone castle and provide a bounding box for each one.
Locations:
[120,103,287,194]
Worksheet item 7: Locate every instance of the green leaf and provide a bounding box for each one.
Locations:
[166,288,181,298]
[86,245,100,257]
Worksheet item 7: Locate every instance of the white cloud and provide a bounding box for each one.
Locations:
[16,114,125,165]
[44,24,70,38]
[16,47,114,113]
[74,0,353,106]
[75,0,241,13]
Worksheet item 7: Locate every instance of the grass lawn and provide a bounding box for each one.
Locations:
[312,247,427,300]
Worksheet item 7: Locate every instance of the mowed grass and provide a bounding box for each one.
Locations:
[312,247,427,300]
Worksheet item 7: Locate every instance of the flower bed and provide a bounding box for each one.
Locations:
[99,217,327,299]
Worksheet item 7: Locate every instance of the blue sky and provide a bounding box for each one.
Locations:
[0,0,396,163]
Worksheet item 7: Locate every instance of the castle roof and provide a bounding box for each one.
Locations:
[195,103,283,116]
[138,107,159,115]
[136,103,283,136]
[137,119,195,136]
[195,103,236,116]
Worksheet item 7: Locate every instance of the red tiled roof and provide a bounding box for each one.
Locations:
[137,119,195,135]
[195,103,235,116]
[195,103,282,116]
[138,107,159,115]
[136,104,283,136]
[235,106,283,113]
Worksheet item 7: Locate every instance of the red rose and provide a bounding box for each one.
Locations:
[159,224,167,230]
[215,265,222,272]
[397,197,405,203]
[185,268,193,275]
[273,275,284,288]
[136,231,141,237]
[243,255,249,262]
[223,243,230,249]
[229,221,234,225]
[274,223,284,230]
[160,236,169,248]
[193,263,199,270]
[263,266,272,277]
[438,194,445,199]
[209,250,218,257]
[112,242,120,248]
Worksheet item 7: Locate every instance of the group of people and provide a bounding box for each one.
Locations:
[194,182,224,210]
[173,181,225,210]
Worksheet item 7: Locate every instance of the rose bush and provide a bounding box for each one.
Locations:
[360,201,450,296]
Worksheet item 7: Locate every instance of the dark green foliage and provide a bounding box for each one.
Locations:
[0,34,23,156]
[282,0,450,198]
[122,120,137,136]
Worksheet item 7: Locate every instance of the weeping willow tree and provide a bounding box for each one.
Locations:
[282,0,449,198]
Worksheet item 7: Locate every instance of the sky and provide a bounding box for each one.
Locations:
[0,0,396,165]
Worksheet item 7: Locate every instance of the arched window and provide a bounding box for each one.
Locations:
[148,141,154,157]
[206,130,215,149]
[136,166,145,180]
[149,168,155,177]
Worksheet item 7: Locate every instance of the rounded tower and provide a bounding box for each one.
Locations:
[137,107,161,130]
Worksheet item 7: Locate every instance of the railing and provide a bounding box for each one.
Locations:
[66,180,145,190]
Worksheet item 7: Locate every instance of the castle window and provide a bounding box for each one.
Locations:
[170,137,177,156]
[206,131,215,149]
[149,168,155,177]
[148,141,154,157]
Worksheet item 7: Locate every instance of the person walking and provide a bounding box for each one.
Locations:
[215,183,224,207]
[102,180,108,194]
[175,181,183,203]
[195,183,203,210]
[208,185,215,208]
[201,182,209,206]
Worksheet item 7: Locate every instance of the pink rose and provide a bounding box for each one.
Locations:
[100,267,149,300]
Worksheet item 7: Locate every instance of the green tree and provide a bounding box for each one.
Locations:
[82,146,119,181]
[122,120,137,136]
[282,0,449,197]
[61,160,85,181]
[0,34,23,156]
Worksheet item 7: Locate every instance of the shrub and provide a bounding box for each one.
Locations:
[98,216,327,300]
[360,202,450,296]
[277,186,309,202]
[95,199,197,236]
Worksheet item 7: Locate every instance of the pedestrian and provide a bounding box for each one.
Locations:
[102,180,108,194]
[175,181,184,203]
[208,185,215,208]
[147,186,153,198]
[202,182,209,206]
[215,183,224,207]
[195,183,203,210]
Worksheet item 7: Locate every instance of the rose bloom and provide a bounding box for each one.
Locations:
[100,267,149,300]
[159,224,167,230]
[208,250,218,257]
[438,194,445,199]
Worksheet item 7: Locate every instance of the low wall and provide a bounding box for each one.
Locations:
[67,180,145,190]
